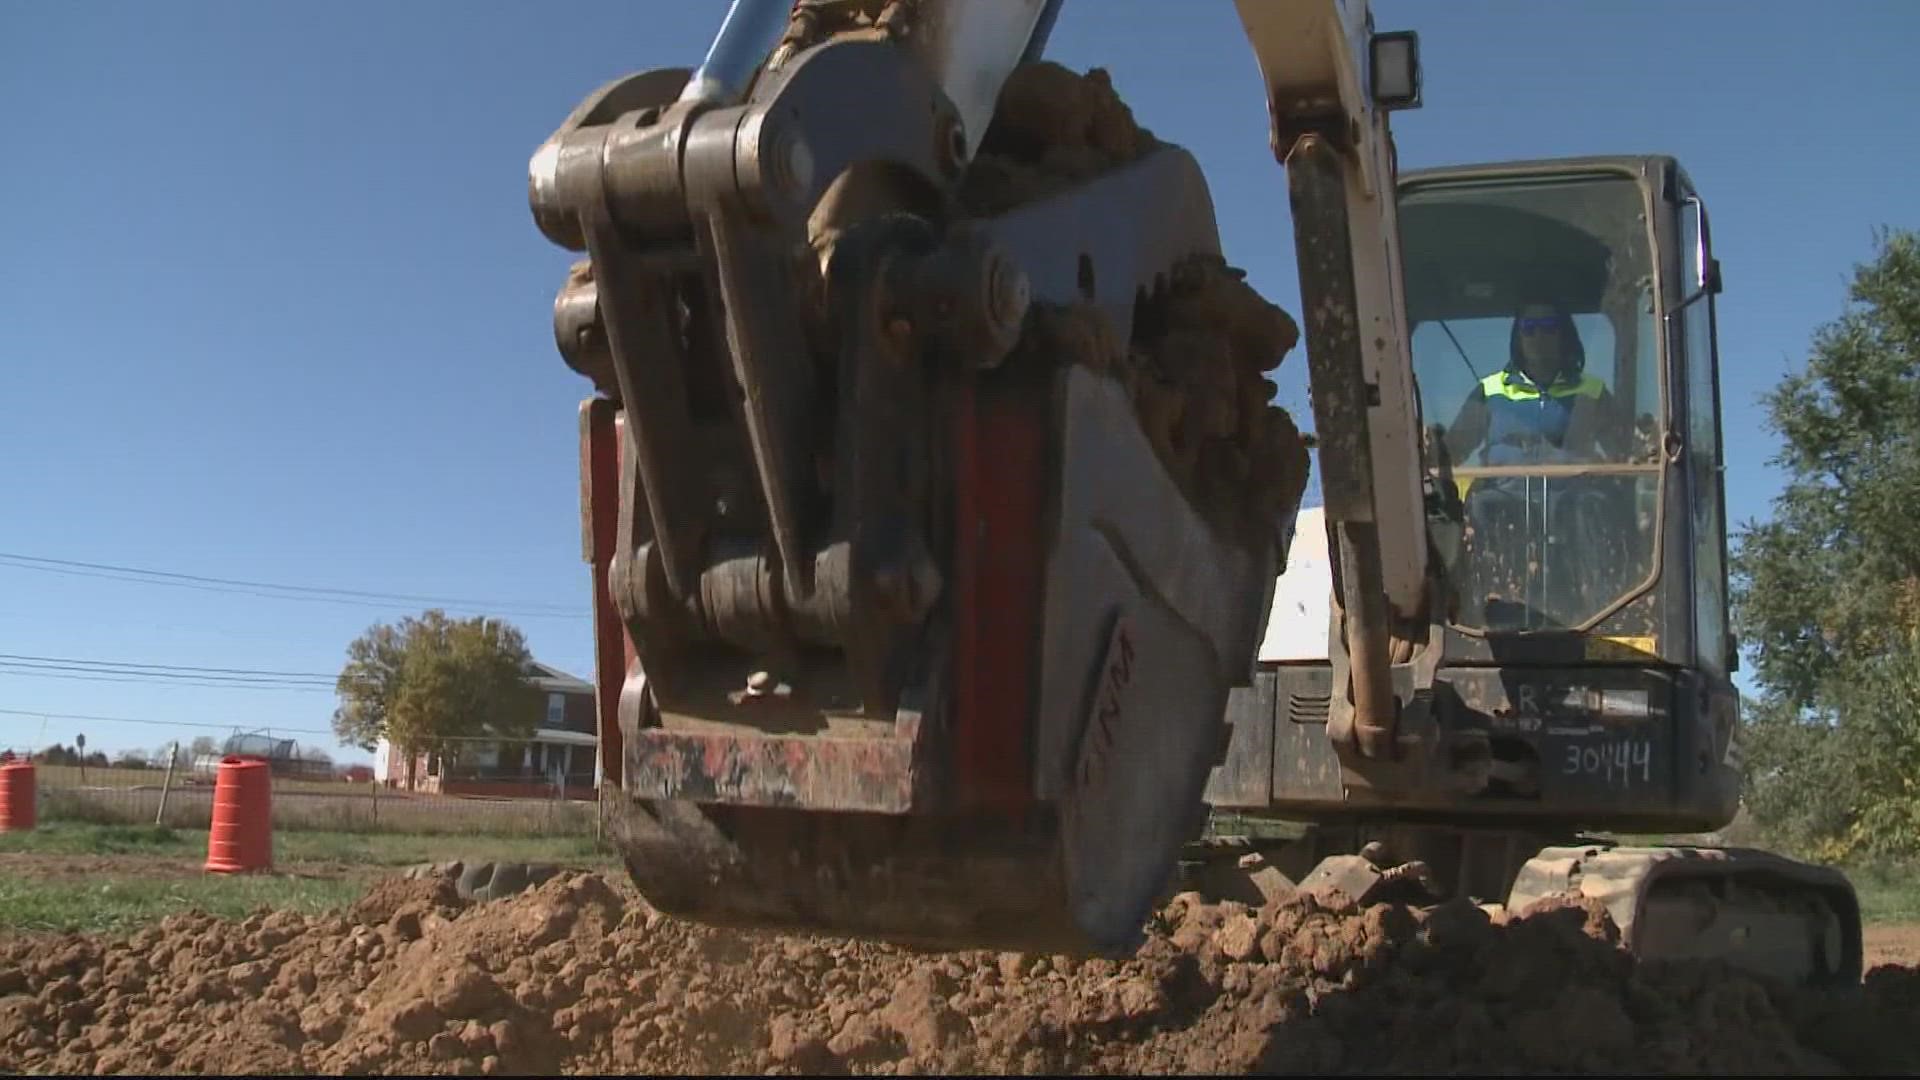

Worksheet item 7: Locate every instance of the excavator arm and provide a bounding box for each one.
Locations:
[532,0,1422,955]
[1235,0,1431,769]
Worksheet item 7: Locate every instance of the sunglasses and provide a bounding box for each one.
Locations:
[1517,316,1560,335]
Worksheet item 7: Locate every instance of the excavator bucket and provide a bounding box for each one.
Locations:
[542,38,1309,955]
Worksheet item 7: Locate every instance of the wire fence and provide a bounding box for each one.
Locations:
[6,743,598,839]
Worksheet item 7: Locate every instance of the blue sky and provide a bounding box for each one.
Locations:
[3,2,1915,761]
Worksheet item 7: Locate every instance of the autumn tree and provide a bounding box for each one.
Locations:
[332,610,540,788]
[1731,228,1920,859]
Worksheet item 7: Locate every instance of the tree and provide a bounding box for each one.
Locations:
[188,736,219,761]
[1731,227,1920,859]
[332,609,540,789]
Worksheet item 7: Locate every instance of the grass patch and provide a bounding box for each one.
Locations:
[1,822,612,870]
[276,830,615,868]
[0,822,188,857]
[0,824,619,935]
[0,874,364,935]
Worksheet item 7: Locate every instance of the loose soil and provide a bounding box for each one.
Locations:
[1866,923,1920,968]
[2,870,1916,1076]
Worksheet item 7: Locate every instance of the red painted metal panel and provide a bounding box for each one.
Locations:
[952,375,1048,811]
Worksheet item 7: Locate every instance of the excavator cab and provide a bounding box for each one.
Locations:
[1401,156,1738,817]
[1213,156,1744,832]
[1400,161,1749,702]
[1405,161,1672,640]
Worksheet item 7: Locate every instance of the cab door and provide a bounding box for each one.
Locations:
[1670,174,1732,679]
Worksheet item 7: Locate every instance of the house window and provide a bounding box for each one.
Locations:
[546,692,565,727]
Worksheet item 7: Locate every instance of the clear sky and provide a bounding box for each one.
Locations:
[4,2,1916,761]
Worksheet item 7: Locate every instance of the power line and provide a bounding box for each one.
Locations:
[0,661,333,685]
[0,706,334,736]
[0,648,590,696]
[0,667,336,693]
[0,552,588,620]
[0,558,584,620]
[0,705,566,745]
[0,652,342,680]
[0,551,583,611]
[0,652,378,693]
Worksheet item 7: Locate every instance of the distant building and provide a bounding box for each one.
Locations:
[372,659,597,801]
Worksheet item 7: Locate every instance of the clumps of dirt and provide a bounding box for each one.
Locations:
[3,870,1917,1076]
[351,872,464,926]
[959,61,1158,218]
[1132,256,1308,528]
[1010,257,1308,541]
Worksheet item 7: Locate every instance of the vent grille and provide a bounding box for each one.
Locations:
[1288,692,1331,725]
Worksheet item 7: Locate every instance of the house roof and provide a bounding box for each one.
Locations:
[524,659,593,694]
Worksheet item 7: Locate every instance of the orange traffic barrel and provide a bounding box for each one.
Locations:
[0,758,34,832]
[205,756,272,873]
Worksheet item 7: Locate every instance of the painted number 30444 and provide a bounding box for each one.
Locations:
[1562,739,1652,787]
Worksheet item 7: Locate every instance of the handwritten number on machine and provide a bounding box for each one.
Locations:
[1562,739,1652,787]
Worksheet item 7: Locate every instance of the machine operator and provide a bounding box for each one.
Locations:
[1440,300,1626,467]
[1434,301,1634,628]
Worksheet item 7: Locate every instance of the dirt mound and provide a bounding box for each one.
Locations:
[350,872,465,925]
[2,871,1916,1076]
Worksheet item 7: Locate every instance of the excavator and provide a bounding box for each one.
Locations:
[528,0,1862,987]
